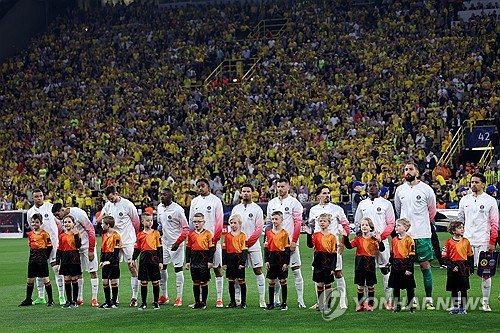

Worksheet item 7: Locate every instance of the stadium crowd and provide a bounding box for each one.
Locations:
[0,0,499,213]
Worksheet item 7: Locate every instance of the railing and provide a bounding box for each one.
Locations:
[246,17,289,40]
[478,142,494,167]
[203,57,261,88]
[436,122,466,168]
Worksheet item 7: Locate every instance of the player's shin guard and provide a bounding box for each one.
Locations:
[336,276,347,304]
[175,271,184,299]
[153,281,160,303]
[292,269,304,303]
[52,266,64,298]
[160,269,168,298]
[72,280,78,304]
[256,273,265,301]
[45,281,53,303]
[78,278,84,301]
[482,278,491,304]
[422,268,433,300]
[215,276,223,301]
[280,280,287,305]
[36,277,45,299]
[131,277,139,299]
[141,282,148,305]
[64,281,72,303]
[91,277,99,299]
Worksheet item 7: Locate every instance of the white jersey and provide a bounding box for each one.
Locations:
[101,197,140,247]
[68,207,96,253]
[266,195,303,243]
[27,202,59,248]
[232,202,264,251]
[458,192,499,246]
[158,201,189,247]
[308,202,349,239]
[395,181,436,239]
[355,197,395,240]
[189,193,223,243]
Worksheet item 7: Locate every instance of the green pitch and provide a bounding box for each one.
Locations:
[1,234,498,332]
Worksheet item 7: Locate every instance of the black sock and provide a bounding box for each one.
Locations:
[368,287,375,306]
[461,290,468,309]
[26,283,34,300]
[153,282,159,303]
[141,283,148,305]
[357,288,364,305]
[201,284,208,304]
[45,282,53,302]
[407,288,415,307]
[268,284,275,305]
[325,284,333,308]
[193,284,200,304]
[229,280,235,303]
[393,288,401,307]
[239,282,247,304]
[65,281,72,303]
[111,284,118,304]
[281,282,287,304]
[103,284,110,304]
[72,281,78,304]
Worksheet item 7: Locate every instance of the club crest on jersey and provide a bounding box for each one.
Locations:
[416,195,421,200]
[207,206,212,211]
[249,213,253,218]
[44,214,49,218]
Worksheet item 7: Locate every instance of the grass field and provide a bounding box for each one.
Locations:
[1,233,499,333]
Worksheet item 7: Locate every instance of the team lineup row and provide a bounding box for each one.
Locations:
[21,163,498,313]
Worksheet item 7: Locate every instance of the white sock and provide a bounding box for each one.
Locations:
[235,281,241,301]
[116,279,120,303]
[91,278,99,299]
[176,271,184,299]
[336,276,347,303]
[256,273,266,301]
[131,277,139,299]
[160,269,168,298]
[293,269,304,303]
[52,266,64,298]
[383,274,391,302]
[36,277,45,299]
[78,278,84,300]
[274,279,281,303]
[314,282,319,302]
[216,276,223,301]
[482,278,491,304]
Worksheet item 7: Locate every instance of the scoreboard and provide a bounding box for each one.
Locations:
[464,125,497,149]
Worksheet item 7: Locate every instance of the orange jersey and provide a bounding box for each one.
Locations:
[442,237,472,262]
[134,230,162,265]
[348,236,379,257]
[311,232,337,254]
[222,231,248,268]
[28,230,52,263]
[264,228,290,266]
[101,231,122,265]
[390,235,415,273]
[222,232,248,254]
[186,229,215,268]
[58,232,81,252]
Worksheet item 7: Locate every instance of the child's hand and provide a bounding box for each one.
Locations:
[158,263,163,270]
[265,262,270,270]
[373,231,381,242]
[185,263,190,270]
[53,265,60,272]
[99,261,110,268]
[238,265,245,270]
[208,262,213,269]
[337,243,345,255]
[405,270,412,276]
[331,270,335,276]
[303,225,312,234]
[222,265,227,271]
[453,266,458,272]
[282,264,288,271]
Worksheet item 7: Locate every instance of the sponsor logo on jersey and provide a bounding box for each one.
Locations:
[285,207,290,211]
[416,195,421,200]
[480,205,484,210]
[249,213,253,218]
[44,214,49,218]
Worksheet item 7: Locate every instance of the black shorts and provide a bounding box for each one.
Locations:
[446,273,470,292]
[28,261,49,278]
[59,264,82,277]
[388,271,416,290]
[191,267,210,282]
[102,265,120,280]
[266,265,288,281]
[312,268,335,284]
[354,269,376,286]
[138,263,161,282]
[226,266,246,280]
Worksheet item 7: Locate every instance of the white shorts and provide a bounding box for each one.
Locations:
[163,243,185,268]
[213,243,222,268]
[376,239,390,268]
[119,244,134,263]
[245,248,263,269]
[471,244,489,267]
[80,247,99,273]
[289,246,301,268]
